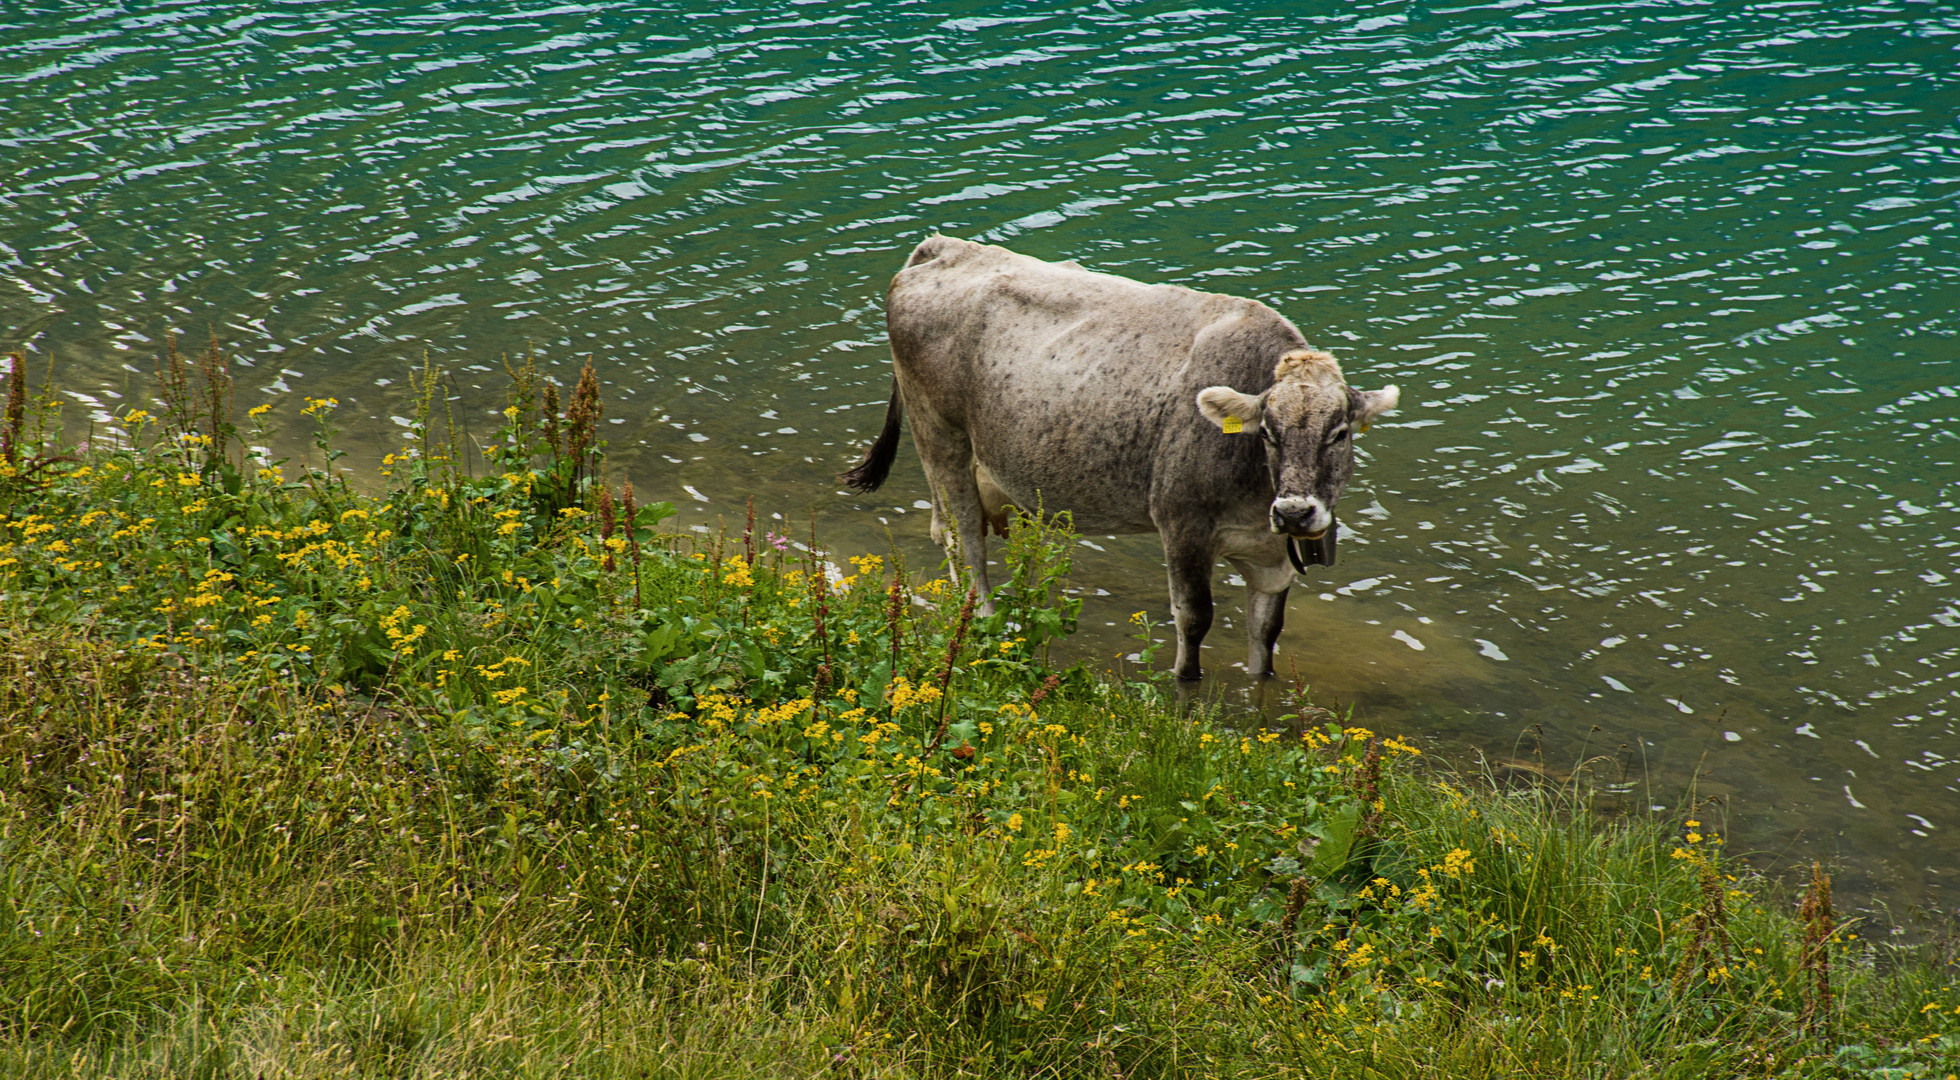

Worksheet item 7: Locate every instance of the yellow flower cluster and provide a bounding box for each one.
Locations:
[996,701,1036,723]
[697,692,744,731]
[857,718,902,748]
[1671,818,1723,860]
[183,568,234,609]
[849,553,884,577]
[1341,941,1376,969]
[272,536,362,571]
[474,655,531,684]
[381,604,428,655]
[1406,870,1439,911]
[752,697,812,726]
[885,677,942,710]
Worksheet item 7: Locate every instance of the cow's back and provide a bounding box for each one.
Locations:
[885,236,1304,534]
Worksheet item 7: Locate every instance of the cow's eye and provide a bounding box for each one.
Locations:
[1261,427,1280,446]
[1327,425,1351,444]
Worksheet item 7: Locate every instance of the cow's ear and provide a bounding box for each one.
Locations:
[1196,386,1263,435]
[1351,385,1400,432]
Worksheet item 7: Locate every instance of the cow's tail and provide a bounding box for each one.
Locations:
[841,381,904,493]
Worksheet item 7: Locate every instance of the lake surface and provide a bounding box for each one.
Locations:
[5,0,1957,906]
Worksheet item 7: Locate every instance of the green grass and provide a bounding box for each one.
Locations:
[0,346,1955,1078]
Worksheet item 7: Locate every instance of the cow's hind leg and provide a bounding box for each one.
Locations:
[1161,527,1217,681]
[1228,555,1294,678]
[909,414,995,610]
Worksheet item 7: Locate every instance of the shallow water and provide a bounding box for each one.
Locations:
[4,0,1957,906]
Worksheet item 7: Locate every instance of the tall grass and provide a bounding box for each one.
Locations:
[0,346,1954,1078]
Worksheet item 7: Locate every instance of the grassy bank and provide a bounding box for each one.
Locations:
[1,346,1955,1078]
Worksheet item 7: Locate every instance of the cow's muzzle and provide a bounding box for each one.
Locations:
[1270,496,1330,539]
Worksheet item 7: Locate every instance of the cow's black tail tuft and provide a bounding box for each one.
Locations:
[841,381,904,493]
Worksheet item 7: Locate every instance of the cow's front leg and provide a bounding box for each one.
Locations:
[1161,529,1217,681]
[1229,555,1295,677]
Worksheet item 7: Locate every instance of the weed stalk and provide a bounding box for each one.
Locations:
[926,588,978,754]
[622,478,643,610]
[1799,861,1835,1032]
[2,351,24,469]
[598,484,617,573]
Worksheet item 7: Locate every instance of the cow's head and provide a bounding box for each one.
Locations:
[1195,349,1398,539]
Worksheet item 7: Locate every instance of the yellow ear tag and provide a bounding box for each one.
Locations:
[1221,416,1243,434]
[1358,421,1371,434]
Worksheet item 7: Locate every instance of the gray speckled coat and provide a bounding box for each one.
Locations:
[845,236,1399,680]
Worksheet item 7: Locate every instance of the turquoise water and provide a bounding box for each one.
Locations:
[4,0,1957,904]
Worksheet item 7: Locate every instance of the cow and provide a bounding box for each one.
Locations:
[843,235,1399,681]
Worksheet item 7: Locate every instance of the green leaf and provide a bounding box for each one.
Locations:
[638,622,684,667]
[861,660,893,707]
[944,715,978,747]
[634,502,676,528]
[1308,804,1362,877]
